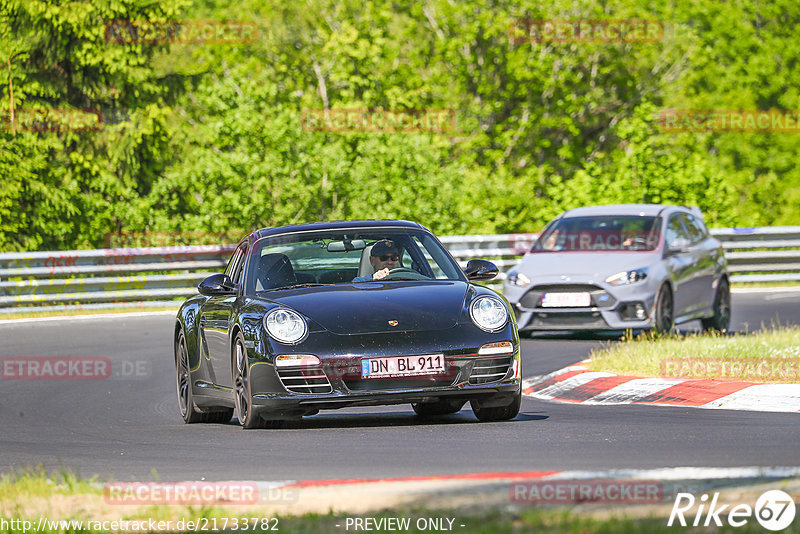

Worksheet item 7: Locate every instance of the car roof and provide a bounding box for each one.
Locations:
[559,204,686,218]
[253,219,427,240]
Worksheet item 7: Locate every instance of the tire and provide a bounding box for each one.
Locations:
[412,399,465,417]
[702,278,731,333]
[471,386,521,422]
[176,330,234,424]
[654,284,674,334]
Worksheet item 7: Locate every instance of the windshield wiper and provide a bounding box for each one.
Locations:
[257,283,331,293]
[361,276,428,281]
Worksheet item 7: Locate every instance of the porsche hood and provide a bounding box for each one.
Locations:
[261,281,469,335]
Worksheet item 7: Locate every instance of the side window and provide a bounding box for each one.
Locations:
[412,236,445,278]
[231,246,248,285]
[225,246,246,284]
[224,249,241,278]
[401,249,414,270]
[683,214,708,244]
[665,215,690,248]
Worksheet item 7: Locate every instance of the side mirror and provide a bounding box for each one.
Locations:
[198,273,237,296]
[666,238,691,256]
[464,259,499,281]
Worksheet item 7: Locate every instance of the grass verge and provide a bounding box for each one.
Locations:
[0,466,99,501]
[1,468,793,533]
[586,326,800,383]
[0,500,774,534]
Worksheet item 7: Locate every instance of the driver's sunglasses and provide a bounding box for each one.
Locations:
[379,254,399,261]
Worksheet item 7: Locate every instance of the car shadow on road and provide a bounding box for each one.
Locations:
[227,410,548,429]
[523,331,630,341]
[523,324,747,341]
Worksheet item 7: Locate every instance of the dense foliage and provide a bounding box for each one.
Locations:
[1,0,798,250]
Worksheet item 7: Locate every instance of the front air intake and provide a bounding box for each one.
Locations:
[469,356,512,385]
[276,366,333,394]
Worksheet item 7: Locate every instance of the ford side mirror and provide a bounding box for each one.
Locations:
[666,238,691,256]
[464,259,499,281]
[198,273,237,296]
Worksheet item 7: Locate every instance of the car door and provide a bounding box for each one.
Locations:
[663,214,695,318]
[681,213,717,313]
[199,244,246,390]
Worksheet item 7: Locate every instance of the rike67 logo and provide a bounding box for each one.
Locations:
[668,490,796,531]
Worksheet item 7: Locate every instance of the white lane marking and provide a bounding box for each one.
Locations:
[764,293,800,301]
[529,371,614,400]
[540,466,800,481]
[703,384,800,412]
[583,378,686,405]
[732,287,800,294]
[0,310,177,325]
[139,466,800,488]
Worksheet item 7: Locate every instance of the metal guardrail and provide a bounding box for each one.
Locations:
[0,227,798,313]
[0,245,234,313]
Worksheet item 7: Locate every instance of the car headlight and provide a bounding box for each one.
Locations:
[506,269,531,287]
[264,308,307,344]
[469,296,508,332]
[605,268,648,286]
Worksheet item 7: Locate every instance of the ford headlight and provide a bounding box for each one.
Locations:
[470,296,508,332]
[264,308,307,344]
[506,269,531,287]
[606,268,648,286]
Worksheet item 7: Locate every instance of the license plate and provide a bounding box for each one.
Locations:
[361,354,446,379]
[541,292,591,307]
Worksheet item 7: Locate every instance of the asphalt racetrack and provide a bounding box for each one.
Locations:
[1,290,798,482]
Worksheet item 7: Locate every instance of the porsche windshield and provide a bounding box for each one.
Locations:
[246,229,464,293]
[533,216,661,252]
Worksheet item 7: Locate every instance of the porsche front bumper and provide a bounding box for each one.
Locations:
[246,327,521,418]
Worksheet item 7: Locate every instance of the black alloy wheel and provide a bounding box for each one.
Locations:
[233,332,280,429]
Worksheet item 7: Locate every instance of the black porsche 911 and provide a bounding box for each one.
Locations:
[174,220,521,429]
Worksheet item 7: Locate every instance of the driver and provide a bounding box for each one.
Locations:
[352,239,400,281]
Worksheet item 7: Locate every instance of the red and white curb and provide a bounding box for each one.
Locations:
[522,364,800,413]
